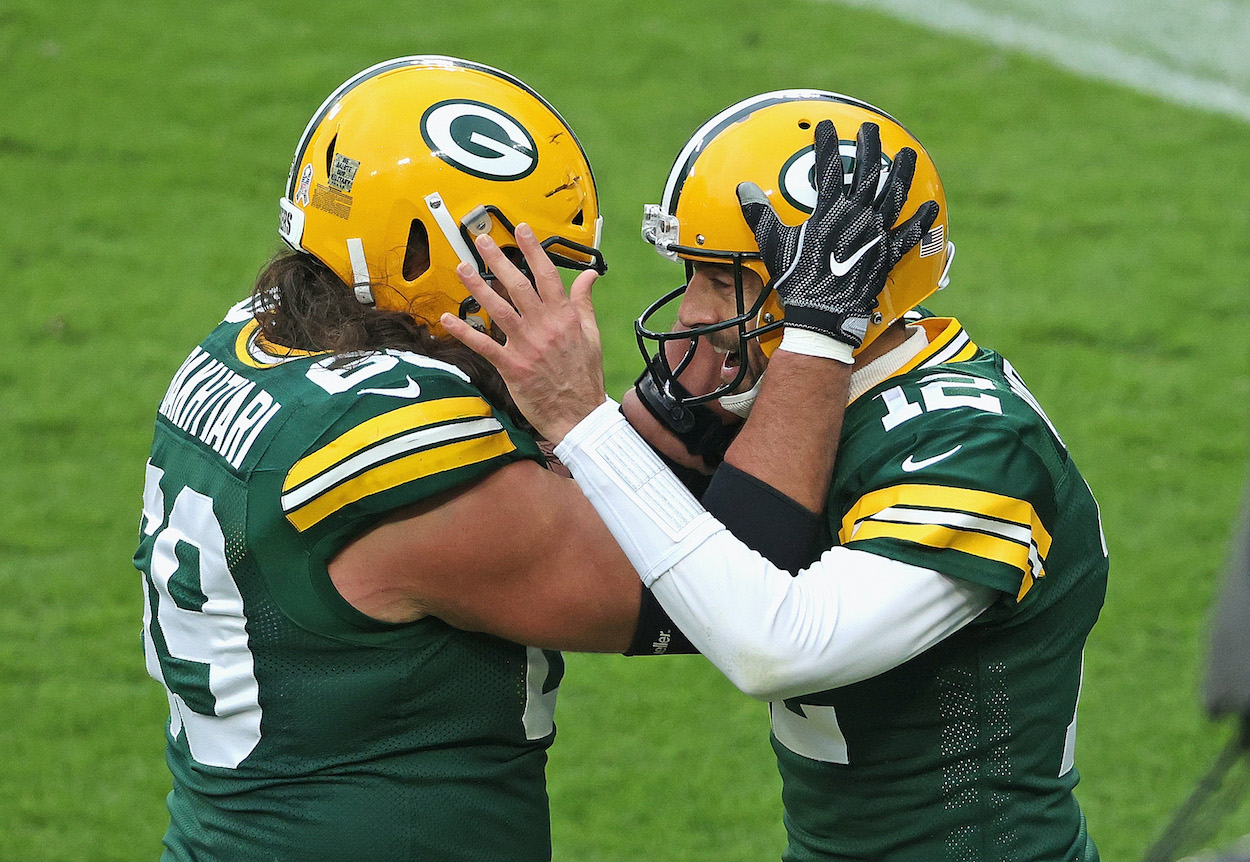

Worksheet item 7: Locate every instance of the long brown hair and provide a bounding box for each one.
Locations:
[250,249,529,430]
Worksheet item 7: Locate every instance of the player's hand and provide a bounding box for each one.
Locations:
[736,119,939,358]
[441,224,606,444]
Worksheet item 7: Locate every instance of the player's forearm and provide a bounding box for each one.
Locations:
[620,386,713,473]
[723,349,850,513]
[554,401,994,699]
[649,539,994,700]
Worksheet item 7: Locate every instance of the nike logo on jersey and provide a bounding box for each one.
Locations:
[901,445,962,472]
[829,234,883,277]
[359,376,422,399]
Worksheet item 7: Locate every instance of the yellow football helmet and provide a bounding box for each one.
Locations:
[279,55,605,333]
[638,90,953,396]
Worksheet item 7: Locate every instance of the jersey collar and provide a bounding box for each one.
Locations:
[234,318,331,368]
[849,317,977,403]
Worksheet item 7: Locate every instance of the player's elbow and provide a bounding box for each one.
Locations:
[719,644,820,701]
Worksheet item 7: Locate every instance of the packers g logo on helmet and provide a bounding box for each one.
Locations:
[421,100,539,181]
[779,143,891,214]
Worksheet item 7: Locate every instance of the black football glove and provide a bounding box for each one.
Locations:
[736,119,939,351]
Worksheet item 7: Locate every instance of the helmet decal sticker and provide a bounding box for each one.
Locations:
[421,99,538,181]
[919,222,944,257]
[311,184,352,220]
[778,142,892,214]
[294,164,313,206]
[328,154,361,192]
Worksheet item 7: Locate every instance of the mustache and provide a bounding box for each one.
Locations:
[702,332,740,354]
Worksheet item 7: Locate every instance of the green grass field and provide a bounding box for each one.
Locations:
[3,1,1248,859]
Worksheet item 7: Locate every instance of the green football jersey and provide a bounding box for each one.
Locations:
[133,299,561,861]
[771,318,1107,862]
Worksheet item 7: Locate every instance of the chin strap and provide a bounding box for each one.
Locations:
[634,357,739,466]
[718,375,762,418]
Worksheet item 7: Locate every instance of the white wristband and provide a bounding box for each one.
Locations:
[779,328,855,364]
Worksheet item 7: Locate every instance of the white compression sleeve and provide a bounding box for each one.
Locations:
[554,400,724,584]
[647,540,994,700]
[556,400,996,701]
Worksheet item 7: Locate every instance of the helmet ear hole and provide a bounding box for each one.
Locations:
[325,134,337,176]
[571,208,584,226]
[402,219,431,281]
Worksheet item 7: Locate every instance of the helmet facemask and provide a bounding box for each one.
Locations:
[634,239,782,406]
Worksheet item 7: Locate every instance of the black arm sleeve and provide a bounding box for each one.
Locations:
[623,587,700,656]
[702,462,824,571]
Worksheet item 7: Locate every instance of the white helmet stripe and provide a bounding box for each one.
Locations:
[423,192,478,268]
[346,238,373,305]
[660,89,899,213]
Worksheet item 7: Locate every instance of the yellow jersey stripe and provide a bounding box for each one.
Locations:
[845,519,1043,585]
[950,340,978,363]
[285,428,517,531]
[1016,573,1035,602]
[284,396,493,492]
[283,417,503,511]
[840,483,1054,559]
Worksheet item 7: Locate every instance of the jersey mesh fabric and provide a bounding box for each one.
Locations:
[772,318,1107,862]
[136,305,558,861]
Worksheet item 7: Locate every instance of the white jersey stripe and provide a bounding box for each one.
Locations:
[864,505,1033,545]
[281,416,502,512]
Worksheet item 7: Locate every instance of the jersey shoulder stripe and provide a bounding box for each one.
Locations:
[285,396,493,489]
[282,395,515,531]
[839,483,1053,600]
[182,307,542,545]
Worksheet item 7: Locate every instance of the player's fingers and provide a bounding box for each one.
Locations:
[515,223,566,305]
[736,181,786,257]
[877,147,917,228]
[812,120,844,199]
[568,268,603,343]
[888,200,940,263]
[849,122,882,207]
[474,234,542,317]
[440,312,507,365]
[917,200,939,234]
[456,260,520,330]
[567,267,599,312]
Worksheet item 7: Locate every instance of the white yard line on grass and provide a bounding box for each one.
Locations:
[823,0,1250,123]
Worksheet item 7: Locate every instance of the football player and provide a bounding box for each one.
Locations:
[446,92,1108,861]
[133,56,678,861]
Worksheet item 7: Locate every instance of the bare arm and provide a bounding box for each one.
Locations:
[328,457,641,652]
[721,351,849,512]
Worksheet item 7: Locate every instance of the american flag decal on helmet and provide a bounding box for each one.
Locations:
[919,223,944,257]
